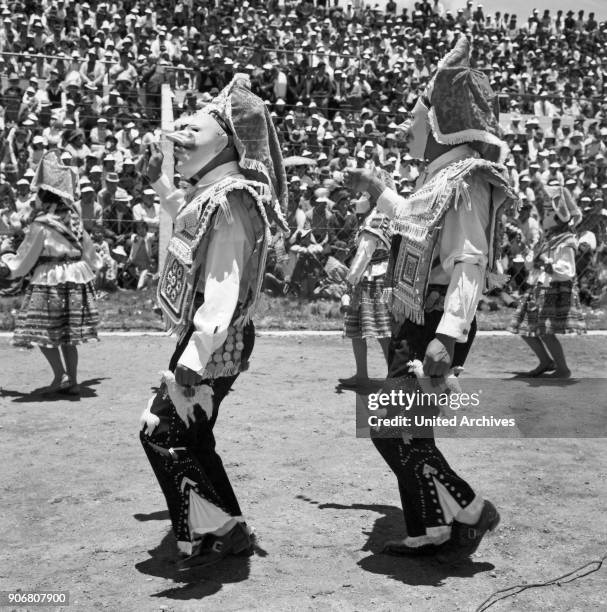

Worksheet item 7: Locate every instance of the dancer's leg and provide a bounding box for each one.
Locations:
[378,337,390,367]
[39,346,66,384]
[520,336,555,375]
[340,337,369,386]
[60,344,79,384]
[541,334,571,377]
[352,337,368,379]
[140,321,256,556]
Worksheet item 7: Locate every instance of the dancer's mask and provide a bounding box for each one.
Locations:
[167,112,230,181]
[167,74,288,230]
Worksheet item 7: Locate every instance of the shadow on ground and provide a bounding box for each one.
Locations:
[0,377,106,402]
[133,510,170,522]
[134,530,254,601]
[297,496,494,587]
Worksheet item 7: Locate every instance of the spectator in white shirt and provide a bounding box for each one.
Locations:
[132,188,160,232]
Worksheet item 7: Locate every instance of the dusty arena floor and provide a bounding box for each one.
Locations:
[1,334,606,612]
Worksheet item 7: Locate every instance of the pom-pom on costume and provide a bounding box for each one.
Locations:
[0,151,100,348]
[365,38,517,560]
[139,75,287,564]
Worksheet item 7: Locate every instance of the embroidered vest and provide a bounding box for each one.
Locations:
[157,177,271,378]
[385,157,519,324]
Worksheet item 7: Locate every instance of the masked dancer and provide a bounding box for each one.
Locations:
[345,38,518,563]
[139,75,287,569]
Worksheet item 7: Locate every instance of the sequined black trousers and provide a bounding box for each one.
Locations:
[140,321,255,547]
[371,309,479,539]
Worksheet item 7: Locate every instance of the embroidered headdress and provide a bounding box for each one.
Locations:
[425,36,508,163]
[182,74,288,231]
[30,149,79,203]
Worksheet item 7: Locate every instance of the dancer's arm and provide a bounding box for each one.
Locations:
[145,142,184,220]
[423,177,490,377]
[150,174,185,221]
[346,233,378,285]
[0,222,45,279]
[435,175,490,343]
[375,187,412,219]
[551,243,576,280]
[82,231,103,272]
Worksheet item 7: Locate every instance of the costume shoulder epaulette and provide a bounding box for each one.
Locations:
[191,177,271,247]
[442,157,519,208]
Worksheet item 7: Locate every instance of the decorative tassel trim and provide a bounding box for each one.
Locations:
[428,107,510,164]
[218,193,234,227]
[243,223,270,325]
[391,220,432,239]
[389,297,427,325]
[201,363,242,379]
[453,179,472,211]
[33,184,75,203]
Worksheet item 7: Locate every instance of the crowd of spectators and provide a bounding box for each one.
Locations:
[0,0,606,306]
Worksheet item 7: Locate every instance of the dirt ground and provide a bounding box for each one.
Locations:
[1,333,606,612]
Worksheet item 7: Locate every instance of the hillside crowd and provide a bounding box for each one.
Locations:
[0,0,606,306]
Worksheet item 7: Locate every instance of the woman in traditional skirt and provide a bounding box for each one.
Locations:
[0,151,101,394]
[339,196,391,388]
[508,184,586,378]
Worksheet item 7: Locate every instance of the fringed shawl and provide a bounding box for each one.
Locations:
[384,157,519,324]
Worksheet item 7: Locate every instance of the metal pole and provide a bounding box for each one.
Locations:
[158,82,174,273]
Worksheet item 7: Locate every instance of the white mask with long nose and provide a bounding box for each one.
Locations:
[166,112,230,180]
[404,96,431,161]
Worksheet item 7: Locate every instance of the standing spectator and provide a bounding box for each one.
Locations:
[2,73,24,124]
[132,188,160,233]
[103,188,135,241]
[127,220,157,289]
[75,184,103,231]
[98,171,119,212]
